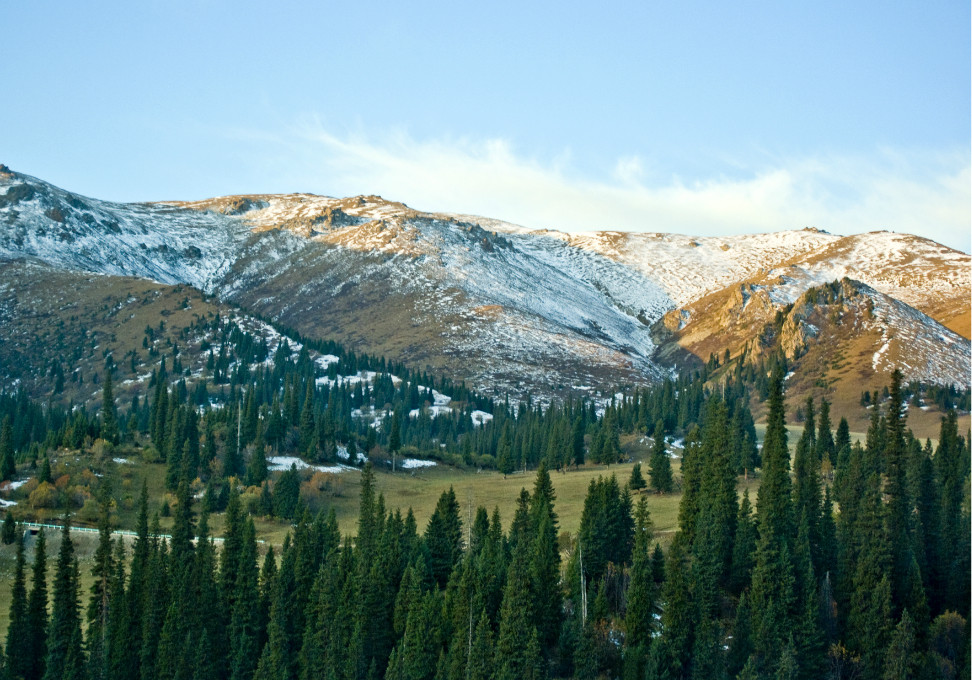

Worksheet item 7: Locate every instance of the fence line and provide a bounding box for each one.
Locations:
[18,520,232,542]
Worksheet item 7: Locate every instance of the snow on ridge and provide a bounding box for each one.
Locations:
[3,169,966,397]
[861,284,970,388]
[789,232,971,309]
[614,229,841,307]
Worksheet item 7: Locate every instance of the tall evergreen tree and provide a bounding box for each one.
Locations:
[691,398,738,599]
[495,534,540,679]
[467,608,495,679]
[624,496,655,677]
[749,367,796,674]
[104,538,130,680]
[935,410,969,614]
[650,539,693,679]
[529,462,561,651]
[729,489,756,595]
[884,369,917,614]
[85,491,116,678]
[386,591,442,679]
[793,396,822,572]
[815,397,835,463]
[25,530,48,679]
[45,523,85,679]
[139,517,169,679]
[425,486,463,588]
[0,416,15,482]
[101,367,119,445]
[257,534,303,680]
[648,419,673,493]
[229,518,261,679]
[5,536,30,679]
[847,471,894,677]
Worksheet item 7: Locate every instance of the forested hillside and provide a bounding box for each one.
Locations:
[0,365,968,679]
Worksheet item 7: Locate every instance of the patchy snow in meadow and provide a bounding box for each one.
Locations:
[268,455,355,474]
[335,445,367,464]
[399,458,437,469]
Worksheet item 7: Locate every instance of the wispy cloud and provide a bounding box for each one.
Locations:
[258,120,971,252]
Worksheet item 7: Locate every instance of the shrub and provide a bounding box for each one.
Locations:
[28,481,59,509]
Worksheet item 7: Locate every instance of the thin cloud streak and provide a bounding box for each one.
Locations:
[276,122,971,252]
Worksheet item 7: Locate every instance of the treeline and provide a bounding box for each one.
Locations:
[1,311,766,497]
[3,368,969,679]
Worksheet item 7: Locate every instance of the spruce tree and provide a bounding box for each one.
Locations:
[5,536,30,679]
[258,534,302,679]
[26,530,48,679]
[230,518,261,680]
[45,523,85,679]
[299,382,316,455]
[467,609,495,679]
[650,539,693,679]
[247,435,268,487]
[1,512,15,545]
[85,492,116,678]
[730,489,756,595]
[529,462,561,651]
[386,591,442,679]
[39,455,52,484]
[104,538,130,679]
[257,544,277,659]
[0,416,15,482]
[793,396,822,572]
[121,483,149,679]
[792,512,824,677]
[727,591,754,677]
[815,397,835,463]
[691,398,738,599]
[624,496,655,677]
[275,463,302,520]
[675,426,703,542]
[495,537,539,679]
[884,369,916,613]
[648,419,673,493]
[847,475,894,677]
[101,367,119,445]
[749,367,796,674]
[883,609,919,679]
[935,410,968,613]
[425,486,463,588]
[193,511,222,679]
[497,423,514,476]
[389,409,402,457]
[139,517,169,680]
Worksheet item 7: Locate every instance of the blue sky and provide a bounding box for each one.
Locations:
[2,1,969,251]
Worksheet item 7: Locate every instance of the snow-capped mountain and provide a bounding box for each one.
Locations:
[0,165,968,398]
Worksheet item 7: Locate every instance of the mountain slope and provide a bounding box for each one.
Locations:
[1,165,968,399]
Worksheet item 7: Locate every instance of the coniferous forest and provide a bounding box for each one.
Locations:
[0,362,969,679]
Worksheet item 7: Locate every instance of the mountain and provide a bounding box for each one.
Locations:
[1,164,969,406]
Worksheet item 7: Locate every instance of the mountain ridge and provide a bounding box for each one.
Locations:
[1,165,968,401]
